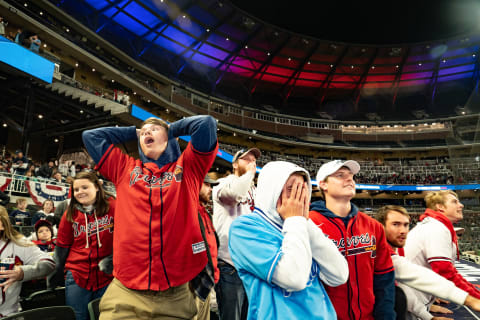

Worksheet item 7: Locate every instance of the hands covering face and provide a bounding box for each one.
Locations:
[277,176,309,220]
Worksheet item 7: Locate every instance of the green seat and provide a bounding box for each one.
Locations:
[88,297,101,320]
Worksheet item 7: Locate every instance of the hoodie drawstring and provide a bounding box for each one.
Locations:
[84,210,103,248]
[84,213,89,248]
[94,212,102,248]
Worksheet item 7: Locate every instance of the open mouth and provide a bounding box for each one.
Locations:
[144,137,155,146]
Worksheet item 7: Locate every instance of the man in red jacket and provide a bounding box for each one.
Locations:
[309,160,396,320]
[404,190,480,316]
[195,174,220,320]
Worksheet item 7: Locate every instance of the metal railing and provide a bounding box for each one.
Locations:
[0,172,70,195]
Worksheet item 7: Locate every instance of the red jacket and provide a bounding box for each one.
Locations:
[199,203,219,283]
[56,200,115,291]
[97,143,218,291]
[310,208,394,320]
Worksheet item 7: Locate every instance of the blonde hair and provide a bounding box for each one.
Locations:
[141,117,169,131]
[16,198,27,205]
[0,207,31,247]
[425,190,458,210]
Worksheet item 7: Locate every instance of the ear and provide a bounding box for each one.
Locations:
[232,161,238,171]
[435,203,445,212]
[319,180,328,191]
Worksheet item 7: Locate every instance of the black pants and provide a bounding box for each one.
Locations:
[395,286,407,320]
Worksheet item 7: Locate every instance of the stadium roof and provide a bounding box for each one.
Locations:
[43,0,480,120]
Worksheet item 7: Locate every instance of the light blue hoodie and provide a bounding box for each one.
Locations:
[229,161,338,320]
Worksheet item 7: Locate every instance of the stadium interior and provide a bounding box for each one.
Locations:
[1,0,480,318]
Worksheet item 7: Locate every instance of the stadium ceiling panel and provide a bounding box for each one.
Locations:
[46,0,480,119]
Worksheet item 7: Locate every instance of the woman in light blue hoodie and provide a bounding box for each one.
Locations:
[229,161,349,320]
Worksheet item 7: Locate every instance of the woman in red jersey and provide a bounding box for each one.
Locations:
[48,171,115,320]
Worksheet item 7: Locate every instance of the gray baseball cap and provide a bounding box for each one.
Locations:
[232,148,261,163]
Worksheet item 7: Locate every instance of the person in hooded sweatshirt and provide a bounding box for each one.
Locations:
[47,171,115,320]
[309,160,396,320]
[82,115,218,319]
[229,161,348,320]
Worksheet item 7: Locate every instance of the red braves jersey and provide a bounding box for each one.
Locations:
[96,142,218,291]
[309,210,394,320]
[56,200,115,291]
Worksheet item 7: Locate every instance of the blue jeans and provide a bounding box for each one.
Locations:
[215,261,248,320]
[65,270,109,320]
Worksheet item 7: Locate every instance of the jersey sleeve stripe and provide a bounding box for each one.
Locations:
[95,144,115,172]
[427,257,453,263]
[267,250,283,284]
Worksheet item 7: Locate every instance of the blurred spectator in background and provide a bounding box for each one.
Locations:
[11,150,28,176]
[32,219,56,253]
[57,160,69,177]
[0,190,10,207]
[9,198,31,225]
[69,161,76,177]
[29,34,41,53]
[0,17,6,37]
[38,160,55,179]
[14,28,24,45]
[51,172,65,184]
[32,199,55,226]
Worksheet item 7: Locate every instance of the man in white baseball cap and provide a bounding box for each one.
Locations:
[315,160,360,182]
[212,147,261,320]
[309,160,396,320]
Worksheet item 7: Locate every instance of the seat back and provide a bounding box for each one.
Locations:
[2,305,75,320]
[88,297,101,320]
[21,287,65,311]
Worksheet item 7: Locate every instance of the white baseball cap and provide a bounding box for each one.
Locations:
[316,160,360,182]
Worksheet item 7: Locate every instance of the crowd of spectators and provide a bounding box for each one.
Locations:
[0,148,94,183]
[220,142,480,184]
[1,16,44,54]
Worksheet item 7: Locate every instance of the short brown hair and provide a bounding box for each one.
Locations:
[141,117,169,131]
[16,198,27,205]
[376,205,410,226]
[425,190,458,210]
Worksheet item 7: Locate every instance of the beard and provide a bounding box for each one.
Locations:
[199,194,209,204]
[387,239,404,248]
[236,164,247,176]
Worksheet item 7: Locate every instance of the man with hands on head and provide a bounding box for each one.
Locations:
[212,147,260,320]
[82,115,218,320]
[229,161,348,320]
